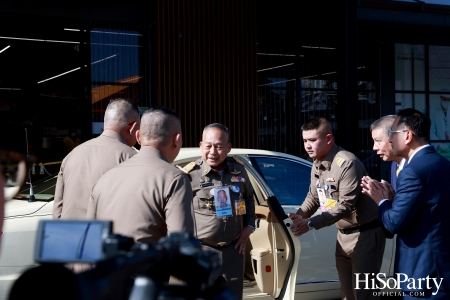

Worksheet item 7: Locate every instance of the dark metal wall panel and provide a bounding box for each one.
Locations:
[156,0,257,148]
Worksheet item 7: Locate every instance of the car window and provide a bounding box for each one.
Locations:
[249,156,311,206]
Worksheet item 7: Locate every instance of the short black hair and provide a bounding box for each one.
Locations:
[301,117,332,134]
[397,108,430,144]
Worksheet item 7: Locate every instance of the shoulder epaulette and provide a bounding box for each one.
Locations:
[181,161,196,173]
[335,157,346,167]
[233,156,244,165]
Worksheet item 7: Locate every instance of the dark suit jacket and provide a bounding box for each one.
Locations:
[379,146,450,292]
[390,161,398,192]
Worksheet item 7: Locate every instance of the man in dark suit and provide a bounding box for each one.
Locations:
[362,108,450,299]
[370,115,406,192]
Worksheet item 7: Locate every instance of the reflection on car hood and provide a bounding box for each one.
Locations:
[4,199,51,218]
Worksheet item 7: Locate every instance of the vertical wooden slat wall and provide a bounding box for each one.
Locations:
[157,0,257,148]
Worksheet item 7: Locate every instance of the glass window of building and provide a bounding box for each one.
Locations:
[395,43,450,160]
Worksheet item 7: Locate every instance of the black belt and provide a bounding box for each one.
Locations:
[201,240,234,248]
[339,219,382,235]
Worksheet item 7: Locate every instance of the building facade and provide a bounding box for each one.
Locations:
[1,0,449,180]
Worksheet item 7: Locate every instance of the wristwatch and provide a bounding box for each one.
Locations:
[307,219,314,230]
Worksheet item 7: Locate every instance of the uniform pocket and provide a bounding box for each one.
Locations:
[194,188,216,215]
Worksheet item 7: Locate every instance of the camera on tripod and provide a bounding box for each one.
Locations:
[9,220,232,300]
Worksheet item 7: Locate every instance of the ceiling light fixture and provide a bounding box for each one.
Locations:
[258,79,296,87]
[302,46,336,50]
[91,54,118,65]
[37,67,81,84]
[91,30,142,36]
[91,43,141,47]
[0,36,79,44]
[0,45,10,53]
[257,53,296,57]
[300,75,317,79]
[64,28,80,31]
[37,53,119,84]
[257,63,294,73]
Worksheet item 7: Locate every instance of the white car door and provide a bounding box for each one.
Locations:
[236,155,301,300]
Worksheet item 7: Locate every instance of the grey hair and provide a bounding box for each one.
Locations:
[104,99,140,129]
[140,106,181,146]
[202,123,229,142]
[370,115,397,135]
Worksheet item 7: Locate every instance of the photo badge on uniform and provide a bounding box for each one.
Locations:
[317,188,328,212]
[214,186,233,218]
[317,187,337,212]
[235,193,246,215]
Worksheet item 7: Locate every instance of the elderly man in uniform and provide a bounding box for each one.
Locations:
[182,123,255,300]
[87,106,195,244]
[289,117,386,300]
[53,98,140,220]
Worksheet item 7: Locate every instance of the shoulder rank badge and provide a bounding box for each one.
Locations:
[230,168,241,175]
[233,156,244,165]
[181,161,196,173]
[334,157,346,167]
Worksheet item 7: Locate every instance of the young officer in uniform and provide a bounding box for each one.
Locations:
[289,117,386,300]
[182,123,255,300]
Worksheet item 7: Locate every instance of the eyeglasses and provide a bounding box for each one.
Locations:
[388,129,408,138]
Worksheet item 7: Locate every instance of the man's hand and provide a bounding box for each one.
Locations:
[288,213,309,236]
[380,179,395,201]
[235,226,253,255]
[361,176,392,204]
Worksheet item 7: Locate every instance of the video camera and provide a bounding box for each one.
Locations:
[9,220,233,300]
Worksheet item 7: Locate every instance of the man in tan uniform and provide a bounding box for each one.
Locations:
[87,106,195,244]
[183,123,255,300]
[53,99,140,219]
[289,117,386,300]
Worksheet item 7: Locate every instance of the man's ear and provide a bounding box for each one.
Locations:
[227,143,232,154]
[128,121,138,135]
[326,133,333,144]
[136,130,142,145]
[405,130,414,145]
[173,133,182,148]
